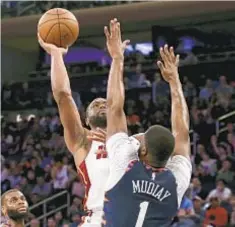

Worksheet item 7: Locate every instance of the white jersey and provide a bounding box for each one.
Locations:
[78,141,109,226]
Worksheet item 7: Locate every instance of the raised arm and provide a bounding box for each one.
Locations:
[104,19,130,140]
[158,45,190,158]
[38,35,89,164]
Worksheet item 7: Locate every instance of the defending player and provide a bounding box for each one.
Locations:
[1,189,28,227]
[102,19,192,227]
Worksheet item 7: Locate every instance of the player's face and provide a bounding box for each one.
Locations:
[2,191,28,220]
[86,98,107,128]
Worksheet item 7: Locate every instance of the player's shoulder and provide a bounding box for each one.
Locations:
[107,132,140,151]
[166,155,192,185]
[166,155,192,170]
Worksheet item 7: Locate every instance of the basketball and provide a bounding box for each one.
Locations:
[37,8,79,48]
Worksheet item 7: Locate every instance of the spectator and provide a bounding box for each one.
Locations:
[18,177,33,197]
[199,79,214,101]
[2,83,13,108]
[216,159,235,186]
[204,197,228,227]
[71,177,85,198]
[192,196,205,220]
[199,151,217,177]
[16,82,32,108]
[54,211,65,226]
[216,75,233,99]
[129,64,150,88]
[70,213,81,227]
[207,180,232,201]
[51,160,69,193]
[25,169,37,186]
[227,132,235,152]
[8,167,22,188]
[68,197,84,217]
[32,176,52,199]
[191,177,208,200]
[229,195,235,226]
[152,72,169,104]
[179,195,195,216]
[51,155,77,193]
[1,162,10,183]
[47,218,56,227]
[29,194,42,217]
[183,76,197,100]
[30,219,40,227]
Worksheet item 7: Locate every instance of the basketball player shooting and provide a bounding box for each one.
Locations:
[101,19,192,227]
[37,33,109,225]
[1,189,28,227]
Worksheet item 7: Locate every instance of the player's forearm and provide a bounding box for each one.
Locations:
[107,57,125,111]
[170,76,189,139]
[51,50,72,102]
[106,57,127,138]
[50,50,87,154]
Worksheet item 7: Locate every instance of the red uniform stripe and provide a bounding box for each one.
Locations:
[77,160,91,211]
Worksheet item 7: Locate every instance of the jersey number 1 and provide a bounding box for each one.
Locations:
[135,201,149,227]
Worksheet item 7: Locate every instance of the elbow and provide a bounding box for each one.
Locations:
[107,98,123,114]
[53,90,72,103]
[174,127,190,142]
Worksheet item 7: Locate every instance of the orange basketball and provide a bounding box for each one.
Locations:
[38,8,79,48]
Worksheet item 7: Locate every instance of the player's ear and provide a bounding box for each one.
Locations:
[2,205,6,216]
[85,117,89,126]
[139,146,147,157]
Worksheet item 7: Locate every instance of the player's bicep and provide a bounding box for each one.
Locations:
[166,155,192,207]
[56,94,88,154]
[106,133,139,191]
[173,133,190,158]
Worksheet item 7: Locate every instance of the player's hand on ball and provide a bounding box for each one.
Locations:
[157,45,180,83]
[104,18,130,59]
[87,128,107,143]
[38,33,68,56]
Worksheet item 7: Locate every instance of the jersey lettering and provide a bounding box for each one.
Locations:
[132,180,171,202]
[96,145,108,159]
[135,201,149,227]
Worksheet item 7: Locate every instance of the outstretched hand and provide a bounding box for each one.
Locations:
[37,33,68,56]
[157,45,180,83]
[104,18,130,59]
[87,128,107,143]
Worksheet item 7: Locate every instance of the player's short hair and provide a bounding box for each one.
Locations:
[1,189,20,206]
[144,125,175,167]
[86,97,106,117]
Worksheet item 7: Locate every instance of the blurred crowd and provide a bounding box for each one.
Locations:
[1,1,135,18]
[1,49,235,227]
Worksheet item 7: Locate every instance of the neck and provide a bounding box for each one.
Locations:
[144,160,165,169]
[10,219,24,227]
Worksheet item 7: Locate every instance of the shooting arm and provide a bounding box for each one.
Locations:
[170,76,190,158]
[106,57,127,140]
[50,50,89,163]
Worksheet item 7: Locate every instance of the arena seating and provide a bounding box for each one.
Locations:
[1,1,135,18]
[1,48,235,226]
